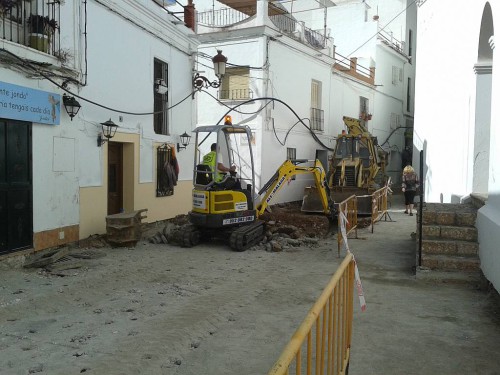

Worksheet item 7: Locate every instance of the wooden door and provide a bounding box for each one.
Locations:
[0,119,33,254]
[107,143,123,215]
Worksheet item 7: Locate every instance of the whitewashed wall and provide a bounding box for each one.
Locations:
[1,0,197,235]
[414,0,500,290]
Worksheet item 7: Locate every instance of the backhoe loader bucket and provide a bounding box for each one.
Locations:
[301,186,325,213]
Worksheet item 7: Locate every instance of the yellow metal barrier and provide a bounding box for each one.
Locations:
[268,253,355,375]
[370,186,392,233]
[337,195,358,257]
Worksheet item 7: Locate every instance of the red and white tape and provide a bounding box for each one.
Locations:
[339,207,366,312]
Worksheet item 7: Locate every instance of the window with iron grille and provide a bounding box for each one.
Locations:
[154,58,169,135]
[360,96,369,117]
[407,77,411,112]
[408,29,413,60]
[310,80,324,131]
[156,145,175,197]
[219,67,252,100]
[0,0,61,56]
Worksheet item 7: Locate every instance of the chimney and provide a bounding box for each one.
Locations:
[184,0,195,32]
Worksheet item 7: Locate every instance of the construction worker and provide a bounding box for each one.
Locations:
[202,143,236,182]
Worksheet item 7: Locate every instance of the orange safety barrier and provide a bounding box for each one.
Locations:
[268,253,355,375]
[370,186,392,233]
[337,195,358,257]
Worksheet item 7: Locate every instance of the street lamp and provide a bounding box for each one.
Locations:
[177,131,191,152]
[193,50,228,91]
[62,94,81,121]
[97,119,119,147]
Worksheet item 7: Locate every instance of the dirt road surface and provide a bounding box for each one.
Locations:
[1,198,500,375]
[0,231,343,375]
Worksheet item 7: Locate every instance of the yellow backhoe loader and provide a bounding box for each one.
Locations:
[328,115,388,213]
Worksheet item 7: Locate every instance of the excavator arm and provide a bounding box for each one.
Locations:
[255,159,332,217]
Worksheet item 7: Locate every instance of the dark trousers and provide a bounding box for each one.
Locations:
[404,190,416,205]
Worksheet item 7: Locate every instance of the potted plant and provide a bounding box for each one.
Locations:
[0,0,22,15]
[27,14,57,52]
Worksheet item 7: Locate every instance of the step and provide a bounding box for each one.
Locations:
[421,239,478,256]
[422,225,477,241]
[421,254,480,272]
[420,203,477,226]
[416,267,482,285]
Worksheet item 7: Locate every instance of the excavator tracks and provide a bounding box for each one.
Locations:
[181,225,201,248]
[229,220,265,252]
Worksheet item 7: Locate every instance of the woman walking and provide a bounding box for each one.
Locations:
[402,165,419,216]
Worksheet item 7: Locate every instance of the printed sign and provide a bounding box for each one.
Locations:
[193,192,207,209]
[235,202,248,211]
[0,81,60,125]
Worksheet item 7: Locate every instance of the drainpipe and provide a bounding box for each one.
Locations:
[418,149,424,268]
[184,0,195,32]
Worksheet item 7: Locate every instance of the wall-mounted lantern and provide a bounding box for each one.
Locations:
[177,131,191,152]
[97,119,118,147]
[62,94,81,121]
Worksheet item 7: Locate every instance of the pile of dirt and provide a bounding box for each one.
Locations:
[259,202,330,238]
[144,202,331,248]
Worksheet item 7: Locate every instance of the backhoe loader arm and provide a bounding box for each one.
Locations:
[342,116,368,136]
[256,159,331,217]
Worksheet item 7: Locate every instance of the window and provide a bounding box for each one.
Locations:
[408,29,413,60]
[154,58,169,135]
[392,66,403,85]
[220,67,252,100]
[156,145,175,197]
[311,80,324,131]
[390,112,400,130]
[407,77,411,112]
[360,96,369,117]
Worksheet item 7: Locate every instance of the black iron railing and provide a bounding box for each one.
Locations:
[219,88,253,101]
[310,108,324,131]
[156,145,175,197]
[0,0,60,56]
[196,7,248,26]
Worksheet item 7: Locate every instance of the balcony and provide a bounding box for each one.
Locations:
[219,88,254,101]
[269,14,327,50]
[0,0,60,56]
[310,108,324,131]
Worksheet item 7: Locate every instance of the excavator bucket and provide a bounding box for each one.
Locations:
[301,186,325,213]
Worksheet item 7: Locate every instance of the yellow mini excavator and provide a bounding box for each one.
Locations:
[183,118,335,251]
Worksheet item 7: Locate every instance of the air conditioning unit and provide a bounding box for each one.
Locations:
[155,79,168,95]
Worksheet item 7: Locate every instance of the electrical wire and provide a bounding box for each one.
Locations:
[200,89,274,115]
[0,48,196,115]
[346,0,417,57]
[214,97,335,152]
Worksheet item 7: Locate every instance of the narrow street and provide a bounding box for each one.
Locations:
[1,196,499,375]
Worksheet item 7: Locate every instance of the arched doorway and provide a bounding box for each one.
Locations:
[473,3,494,195]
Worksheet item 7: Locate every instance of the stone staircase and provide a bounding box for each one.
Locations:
[417,203,481,283]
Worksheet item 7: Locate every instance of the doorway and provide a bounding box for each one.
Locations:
[108,142,123,215]
[0,119,33,255]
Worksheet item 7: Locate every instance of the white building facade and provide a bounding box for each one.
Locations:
[0,0,198,255]
[413,0,500,291]
[190,0,415,203]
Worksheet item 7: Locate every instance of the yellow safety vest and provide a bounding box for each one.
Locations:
[202,151,223,182]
